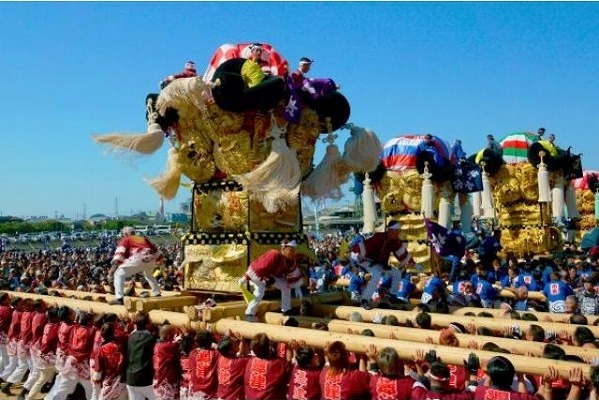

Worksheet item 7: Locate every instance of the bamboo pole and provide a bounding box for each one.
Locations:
[214,319,589,379]
[451,306,599,325]
[312,304,599,338]
[326,319,599,360]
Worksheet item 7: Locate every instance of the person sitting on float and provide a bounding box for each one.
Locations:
[350,220,414,310]
[160,60,197,89]
[415,134,447,169]
[486,134,504,157]
[240,43,279,88]
[544,133,559,154]
[284,57,339,123]
[450,139,467,166]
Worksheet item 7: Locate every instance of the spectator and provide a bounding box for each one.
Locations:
[125,312,156,400]
[577,275,599,315]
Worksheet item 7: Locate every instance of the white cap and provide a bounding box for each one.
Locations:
[281,239,298,247]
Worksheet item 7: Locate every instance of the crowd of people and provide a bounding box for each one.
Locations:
[0,295,597,400]
[3,221,599,398]
[0,235,184,297]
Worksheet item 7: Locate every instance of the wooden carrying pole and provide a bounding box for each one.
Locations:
[4,290,127,315]
[312,304,599,338]
[451,306,598,325]
[214,319,589,379]
[326,319,599,360]
[446,285,547,302]
[18,288,193,313]
[128,296,198,313]
[202,291,346,322]
[2,291,200,329]
[264,312,332,329]
[43,288,120,302]
[102,284,182,298]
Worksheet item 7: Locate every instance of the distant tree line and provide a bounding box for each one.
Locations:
[0,218,143,235]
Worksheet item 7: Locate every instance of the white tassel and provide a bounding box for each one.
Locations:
[551,173,565,218]
[234,120,301,214]
[481,164,495,219]
[145,147,182,200]
[362,174,377,234]
[471,191,482,218]
[93,96,166,155]
[302,144,350,202]
[421,162,434,218]
[537,153,552,203]
[565,182,580,218]
[438,188,452,229]
[342,124,383,172]
[92,124,165,155]
[156,77,212,117]
[595,191,599,220]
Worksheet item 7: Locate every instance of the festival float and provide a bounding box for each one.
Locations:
[572,169,599,232]
[1,43,597,385]
[90,41,593,289]
[93,42,382,293]
[360,129,587,270]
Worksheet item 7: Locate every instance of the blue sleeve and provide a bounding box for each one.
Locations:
[492,284,499,298]
[542,283,550,297]
[408,282,416,294]
[564,283,573,296]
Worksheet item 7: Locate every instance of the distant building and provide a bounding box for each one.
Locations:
[88,213,109,225]
[170,213,189,223]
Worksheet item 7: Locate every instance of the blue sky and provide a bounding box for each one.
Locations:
[2,2,599,219]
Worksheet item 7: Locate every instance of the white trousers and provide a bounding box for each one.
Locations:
[22,358,41,391]
[245,274,292,316]
[127,384,157,400]
[114,256,161,299]
[0,343,7,372]
[361,262,384,301]
[7,354,31,384]
[0,354,17,381]
[46,374,92,400]
[25,367,54,400]
[91,380,101,400]
[43,370,63,400]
